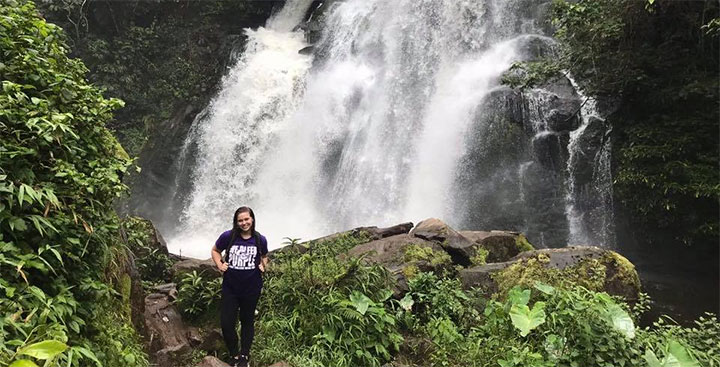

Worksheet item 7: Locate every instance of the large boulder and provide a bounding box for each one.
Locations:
[172,258,221,281]
[458,230,534,264]
[272,222,413,257]
[458,262,514,294]
[459,246,641,301]
[409,218,475,265]
[346,234,452,295]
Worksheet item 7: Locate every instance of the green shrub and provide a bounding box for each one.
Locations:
[253,234,399,367]
[176,270,222,320]
[122,216,173,286]
[0,1,145,365]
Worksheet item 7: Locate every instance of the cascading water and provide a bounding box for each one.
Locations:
[564,79,615,248]
[167,0,315,256]
[167,0,614,258]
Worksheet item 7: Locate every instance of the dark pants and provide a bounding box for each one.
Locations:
[220,291,260,357]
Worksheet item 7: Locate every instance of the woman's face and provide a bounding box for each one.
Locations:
[236,211,253,232]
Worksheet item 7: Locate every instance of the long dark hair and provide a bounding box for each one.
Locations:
[232,206,256,237]
[225,206,259,263]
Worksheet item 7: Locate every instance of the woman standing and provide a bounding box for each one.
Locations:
[211,206,269,367]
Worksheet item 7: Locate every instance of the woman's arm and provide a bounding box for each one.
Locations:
[211,245,228,273]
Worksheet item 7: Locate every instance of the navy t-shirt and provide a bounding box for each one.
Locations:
[215,230,269,296]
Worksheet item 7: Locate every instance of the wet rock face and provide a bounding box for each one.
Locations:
[452,73,584,248]
[128,103,203,234]
[570,116,607,186]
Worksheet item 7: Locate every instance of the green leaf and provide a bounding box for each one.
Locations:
[508,287,531,306]
[399,294,414,311]
[322,325,336,342]
[17,340,68,360]
[667,340,700,367]
[350,292,371,315]
[72,346,101,366]
[9,360,39,367]
[604,303,635,339]
[644,350,663,367]
[534,282,555,295]
[510,302,546,337]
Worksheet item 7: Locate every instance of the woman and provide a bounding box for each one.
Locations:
[211,206,269,367]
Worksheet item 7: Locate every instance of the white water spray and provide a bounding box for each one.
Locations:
[168,0,612,258]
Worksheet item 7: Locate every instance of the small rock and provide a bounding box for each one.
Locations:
[195,356,230,367]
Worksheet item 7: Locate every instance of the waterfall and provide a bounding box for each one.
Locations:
[167,0,314,257]
[167,0,614,258]
[564,79,615,248]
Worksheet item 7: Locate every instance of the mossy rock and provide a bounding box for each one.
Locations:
[172,258,221,283]
[271,222,412,257]
[459,231,535,264]
[461,246,641,302]
[345,233,452,295]
[410,218,474,265]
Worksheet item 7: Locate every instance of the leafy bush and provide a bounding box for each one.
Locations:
[176,270,222,320]
[121,216,173,286]
[253,234,400,367]
[404,272,479,331]
[0,1,145,365]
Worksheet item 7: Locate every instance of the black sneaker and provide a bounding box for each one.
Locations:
[233,354,249,367]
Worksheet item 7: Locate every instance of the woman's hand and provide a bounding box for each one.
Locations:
[259,255,269,273]
[217,262,229,273]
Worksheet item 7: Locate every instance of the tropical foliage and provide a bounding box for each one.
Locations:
[176,233,719,367]
[0,1,146,365]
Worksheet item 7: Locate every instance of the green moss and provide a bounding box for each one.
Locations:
[470,246,489,266]
[603,252,642,295]
[515,234,534,252]
[493,254,608,297]
[119,274,133,318]
[403,264,419,280]
[403,244,452,267]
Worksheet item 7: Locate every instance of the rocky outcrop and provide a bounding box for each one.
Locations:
[172,258,221,281]
[145,290,191,367]
[409,218,474,265]
[145,284,225,367]
[459,230,533,264]
[346,233,450,295]
[459,246,642,301]
[272,222,414,257]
